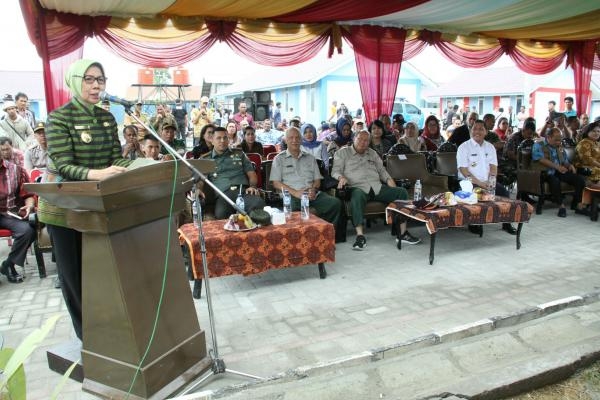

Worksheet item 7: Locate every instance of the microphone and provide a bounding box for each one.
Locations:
[99,91,134,108]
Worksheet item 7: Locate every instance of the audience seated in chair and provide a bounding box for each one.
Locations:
[300,123,329,169]
[241,125,264,155]
[270,127,345,242]
[532,127,587,217]
[332,130,421,251]
[573,121,600,183]
[0,158,36,283]
[0,137,25,168]
[201,127,265,219]
[25,122,48,173]
[368,120,393,159]
[457,119,517,235]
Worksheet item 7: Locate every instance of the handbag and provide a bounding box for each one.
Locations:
[321,175,339,191]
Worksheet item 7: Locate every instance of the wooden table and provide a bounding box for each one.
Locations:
[386,198,534,265]
[582,186,600,221]
[179,212,335,298]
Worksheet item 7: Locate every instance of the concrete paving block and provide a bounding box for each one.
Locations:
[435,319,494,343]
[537,295,584,315]
[582,289,600,305]
[373,333,438,360]
[517,314,599,352]
[378,351,464,393]
[490,306,542,329]
[448,332,530,373]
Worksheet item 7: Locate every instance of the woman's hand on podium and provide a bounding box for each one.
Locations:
[87,166,128,181]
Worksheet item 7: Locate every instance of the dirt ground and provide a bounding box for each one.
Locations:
[508,361,600,400]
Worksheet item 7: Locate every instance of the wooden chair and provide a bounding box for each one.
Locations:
[516,140,574,214]
[386,153,448,198]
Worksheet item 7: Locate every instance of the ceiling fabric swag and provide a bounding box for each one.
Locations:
[161,0,317,19]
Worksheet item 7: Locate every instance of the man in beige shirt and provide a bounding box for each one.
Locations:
[332,130,420,250]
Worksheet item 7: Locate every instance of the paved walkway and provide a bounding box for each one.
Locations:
[1,205,599,399]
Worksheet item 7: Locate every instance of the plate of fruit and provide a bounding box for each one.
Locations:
[224,213,257,231]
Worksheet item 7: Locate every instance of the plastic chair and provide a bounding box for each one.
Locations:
[262,145,277,159]
[266,152,280,161]
[245,153,263,189]
[29,168,44,182]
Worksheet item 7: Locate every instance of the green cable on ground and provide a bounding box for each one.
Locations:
[125,158,180,398]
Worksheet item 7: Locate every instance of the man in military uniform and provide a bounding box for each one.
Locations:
[202,127,265,219]
[159,123,186,156]
[151,103,178,134]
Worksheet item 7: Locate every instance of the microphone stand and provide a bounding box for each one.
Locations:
[123,106,263,392]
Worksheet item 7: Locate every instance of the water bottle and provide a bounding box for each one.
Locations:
[413,179,422,201]
[301,191,310,220]
[488,175,496,199]
[283,189,292,220]
[191,187,199,227]
[236,193,245,213]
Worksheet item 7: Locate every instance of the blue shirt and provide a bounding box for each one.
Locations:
[563,109,577,118]
[532,139,567,175]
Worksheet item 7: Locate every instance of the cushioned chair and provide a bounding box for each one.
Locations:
[245,152,263,189]
[433,151,459,192]
[262,145,278,159]
[516,140,574,215]
[386,153,449,198]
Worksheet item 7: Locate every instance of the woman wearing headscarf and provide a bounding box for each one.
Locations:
[39,59,132,339]
[327,117,353,158]
[397,122,427,153]
[421,115,445,151]
[300,123,329,169]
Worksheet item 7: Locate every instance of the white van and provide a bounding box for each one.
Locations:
[392,99,424,128]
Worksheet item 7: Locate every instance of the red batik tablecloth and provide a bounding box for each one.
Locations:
[179,212,335,279]
[386,197,534,234]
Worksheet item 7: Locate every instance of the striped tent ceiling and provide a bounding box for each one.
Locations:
[38,0,600,42]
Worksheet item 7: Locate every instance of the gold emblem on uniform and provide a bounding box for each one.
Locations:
[471,161,477,167]
[80,131,92,143]
[103,122,110,127]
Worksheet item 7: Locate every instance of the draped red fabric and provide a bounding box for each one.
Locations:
[95,31,217,68]
[402,39,428,61]
[275,0,430,23]
[226,34,331,66]
[568,40,596,116]
[434,41,504,68]
[343,26,406,123]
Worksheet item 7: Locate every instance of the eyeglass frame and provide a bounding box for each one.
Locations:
[74,75,107,85]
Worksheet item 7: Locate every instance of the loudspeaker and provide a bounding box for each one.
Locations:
[253,91,271,121]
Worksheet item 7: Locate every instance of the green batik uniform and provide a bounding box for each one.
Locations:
[202,147,254,192]
[38,97,132,226]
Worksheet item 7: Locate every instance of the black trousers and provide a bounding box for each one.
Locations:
[47,225,82,340]
[0,214,35,266]
[214,186,266,219]
[544,171,586,207]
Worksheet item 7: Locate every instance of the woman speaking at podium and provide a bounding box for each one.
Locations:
[38,59,132,340]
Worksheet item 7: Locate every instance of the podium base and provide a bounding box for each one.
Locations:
[47,340,84,383]
[82,357,212,400]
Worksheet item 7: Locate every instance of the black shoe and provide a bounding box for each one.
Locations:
[399,231,421,245]
[1,261,23,284]
[558,207,567,218]
[53,277,61,289]
[352,235,367,251]
[502,223,517,235]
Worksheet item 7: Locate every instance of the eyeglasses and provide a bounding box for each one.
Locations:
[75,75,107,85]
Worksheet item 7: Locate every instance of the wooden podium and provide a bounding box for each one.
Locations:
[26,160,215,399]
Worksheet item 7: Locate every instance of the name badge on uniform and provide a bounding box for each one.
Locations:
[80,131,92,143]
[471,161,477,167]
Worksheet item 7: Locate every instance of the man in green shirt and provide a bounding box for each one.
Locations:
[332,130,421,250]
[202,127,265,219]
[159,122,186,156]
